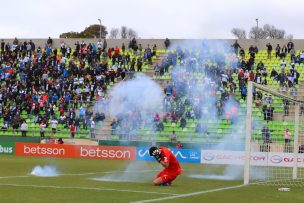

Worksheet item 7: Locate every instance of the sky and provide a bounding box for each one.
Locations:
[0,0,303,39]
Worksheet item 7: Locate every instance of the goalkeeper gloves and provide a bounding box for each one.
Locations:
[154,154,162,162]
[149,147,162,162]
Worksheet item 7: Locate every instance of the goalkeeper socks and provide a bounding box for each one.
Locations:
[160,182,171,186]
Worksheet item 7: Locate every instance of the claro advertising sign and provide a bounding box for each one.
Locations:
[136,147,201,163]
[201,150,304,168]
[15,143,136,160]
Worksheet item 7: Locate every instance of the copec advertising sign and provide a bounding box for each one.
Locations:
[15,143,136,160]
[0,142,14,155]
[136,147,201,163]
[201,150,304,168]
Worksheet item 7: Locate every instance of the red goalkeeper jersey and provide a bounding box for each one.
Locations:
[159,146,182,175]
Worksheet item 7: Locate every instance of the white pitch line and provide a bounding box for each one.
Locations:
[63,169,158,176]
[0,183,179,196]
[0,176,30,179]
[0,170,158,179]
[131,185,244,203]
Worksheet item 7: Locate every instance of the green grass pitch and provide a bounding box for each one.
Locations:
[0,156,302,203]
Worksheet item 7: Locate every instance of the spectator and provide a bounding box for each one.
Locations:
[232,40,241,55]
[287,40,294,53]
[293,69,300,85]
[290,48,296,61]
[290,86,297,99]
[0,39,4,51]
[257,61,264,71]
[155,121,164,132]
[284,128,291,152]
[90,118,95,138]
[283,98,290,116]
[57,138,64,144]
[12,117,20,135]
[79,105,86,121]
[1,123,8,131]
[275,44,281,58]
[110,119,118,135]
[69,122,76,139]
[51,118,58,135]
[40,121,46,138]
[241,86,247,100]
[249,71,254,81]
[176,141,183,148]
[20,121,28,137]
[170,130,177,142]
[154,63,161,78]
[164,38,170,49]
[266,43,272,60]
[180,117,187,129]
[261,126,271,143]
[284,128,291,144]
[270,68,278,80]
[47,37,53,46]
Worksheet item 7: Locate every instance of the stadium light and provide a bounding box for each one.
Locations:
[98,19,102,40]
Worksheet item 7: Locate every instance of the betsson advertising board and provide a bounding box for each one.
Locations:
[15,143,136,160]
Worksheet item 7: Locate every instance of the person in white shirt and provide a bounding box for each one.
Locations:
[51,119,58,135]
[281,60,286,68]
[97,39,103,51]
[20,121,28,137]
[90,118,95,138]
[79,77,84,84]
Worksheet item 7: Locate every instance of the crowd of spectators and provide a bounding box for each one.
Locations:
[0,37,303,142]
[0,37,157,137]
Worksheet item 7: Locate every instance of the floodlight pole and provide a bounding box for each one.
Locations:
[255,18,259,42]
[98,19,102,40]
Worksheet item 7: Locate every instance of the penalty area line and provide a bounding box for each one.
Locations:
[131,184,244,203]
[0,183,179,196]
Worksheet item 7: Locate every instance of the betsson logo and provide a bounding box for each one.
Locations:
[80,147,131,159]
[24,145,65,155]
[0,145,13,154]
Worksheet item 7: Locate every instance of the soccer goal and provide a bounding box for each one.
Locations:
[244,81,304,187]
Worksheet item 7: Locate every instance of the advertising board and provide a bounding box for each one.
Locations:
[136,147,201,163]
[15,143,136,160]
[201,150,304,167]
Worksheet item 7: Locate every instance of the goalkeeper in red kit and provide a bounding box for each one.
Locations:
[149,146,182,186]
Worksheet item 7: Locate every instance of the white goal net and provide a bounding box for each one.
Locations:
[244,82,304,187]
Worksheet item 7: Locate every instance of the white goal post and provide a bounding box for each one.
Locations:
[244,81,303,186]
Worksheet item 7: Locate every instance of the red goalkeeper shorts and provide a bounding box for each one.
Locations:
[156,170,179,183]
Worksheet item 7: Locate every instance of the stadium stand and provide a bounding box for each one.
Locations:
[1,38,304,144]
